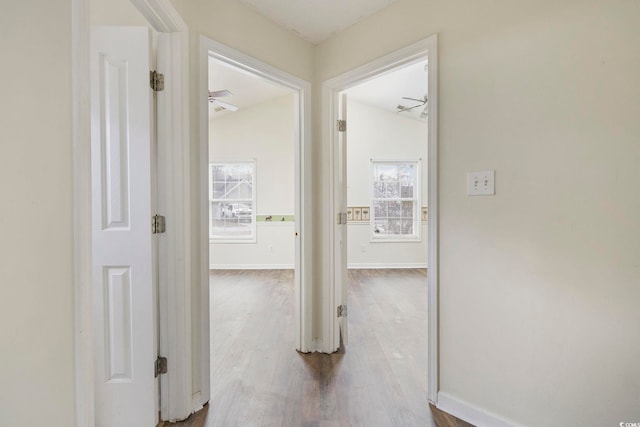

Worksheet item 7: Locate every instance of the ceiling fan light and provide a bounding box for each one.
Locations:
[209,89,232,98]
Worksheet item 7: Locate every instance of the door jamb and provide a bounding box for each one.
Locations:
[198,36,314,354]
[321,34,439,403]
[71,0,93,424]
[72,0,193,424]
[131,1,195,421]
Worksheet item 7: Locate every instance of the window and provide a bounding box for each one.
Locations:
[209,161,256,241]
[371,160,420,241]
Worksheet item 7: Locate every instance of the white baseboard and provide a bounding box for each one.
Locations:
[299,337,338,354]
[347,262,428,269]
[437,392,523,427]
[190,391,205,418]
[209,264,294,270]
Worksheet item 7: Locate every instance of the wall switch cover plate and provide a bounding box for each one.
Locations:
[467,170,495,196]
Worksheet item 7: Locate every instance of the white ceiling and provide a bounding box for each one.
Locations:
[346,60,428,121]
[236,0,401,44]
[208,57,293,120]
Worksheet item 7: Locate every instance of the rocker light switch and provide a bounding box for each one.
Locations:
[467,171,495,196]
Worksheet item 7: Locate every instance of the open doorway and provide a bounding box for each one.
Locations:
[207,54,299,421]
[323,35,439,403]
[340,58,429,417]
[198,36,313,422]
[344,57,429,329]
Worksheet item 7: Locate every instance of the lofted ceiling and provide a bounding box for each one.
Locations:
[346,60,428,121]
[208,57,293,120]
[236,0,401,45]
[208,57,427,122]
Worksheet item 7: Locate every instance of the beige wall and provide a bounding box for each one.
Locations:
[90,0,147,25]
[0,1,75,426]
[317,0,640,425]
[171,0,314,82]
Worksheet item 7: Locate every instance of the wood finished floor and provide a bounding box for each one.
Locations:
[161,269,472,427]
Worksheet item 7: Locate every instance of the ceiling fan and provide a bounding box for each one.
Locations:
[397,95,428,119]
[208,89,239,112]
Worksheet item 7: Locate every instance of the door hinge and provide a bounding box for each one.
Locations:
[337,304,348,317]
[337,119,346,132]
[336,212,347,225]
[150,70,164,92]
[155,356,168,377]
[152,214,166,234]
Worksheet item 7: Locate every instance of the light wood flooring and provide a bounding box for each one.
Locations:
[161,269,472,427]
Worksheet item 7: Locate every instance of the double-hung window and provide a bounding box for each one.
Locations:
[371,160,420,241]
[209,161,256,242]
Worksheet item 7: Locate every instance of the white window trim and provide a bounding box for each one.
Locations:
[209,160,257,243]
[369,158,421,243]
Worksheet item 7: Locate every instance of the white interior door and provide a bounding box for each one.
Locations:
[335,93,349,347]
[91,26,157,427]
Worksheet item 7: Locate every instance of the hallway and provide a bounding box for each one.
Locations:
[200,268,433,426]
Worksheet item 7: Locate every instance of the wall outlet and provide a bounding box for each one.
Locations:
[467,170,495,196]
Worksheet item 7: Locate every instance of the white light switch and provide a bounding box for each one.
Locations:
[467,170,495,196]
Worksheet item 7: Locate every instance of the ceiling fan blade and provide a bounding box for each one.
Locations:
[209,89,232,98]
[212,99,239,112]
[402,97,424,103]
[397,103,422,112]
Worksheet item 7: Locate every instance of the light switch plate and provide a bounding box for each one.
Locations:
[467,170,495,196]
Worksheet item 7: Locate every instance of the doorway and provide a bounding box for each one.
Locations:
[198,35,313,412]
[341,58,430,407]
[206,55,299,409]
[323,35,439,403]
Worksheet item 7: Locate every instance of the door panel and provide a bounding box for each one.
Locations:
[335,93,348,347]
[100,54,130,229]
[104,266,133,381]
[91,26,157,427]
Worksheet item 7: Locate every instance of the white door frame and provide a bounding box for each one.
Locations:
[321,34,439,403]
[73,0,194,424]
[71,1,93,424]
[198,36,314,354]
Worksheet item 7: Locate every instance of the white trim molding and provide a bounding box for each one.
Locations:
[437,392,524,427]
[347,263,428,269]
[72,0,93,426]
[369,158,422,242]
[131,1,194,421]
[426,34,440,406]
[322,34,439,402]
[131,0,186,32]
[208,160,258,243]
[209,264,295,270]
[199,36,314,356]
